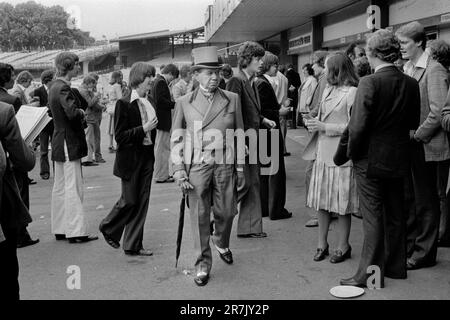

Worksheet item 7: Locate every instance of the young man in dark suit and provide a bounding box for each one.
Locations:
[31,69,55,180]
[151,64,179,183]
[338,30,420,288]
[226,41,278,238]
[0,101,36,300]
[285,64,301,128]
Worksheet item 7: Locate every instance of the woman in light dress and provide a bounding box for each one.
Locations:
[106,71,123,152]
[305,52,359,264]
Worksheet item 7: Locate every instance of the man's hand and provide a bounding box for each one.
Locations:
[174,170,194,192]
[143,118,158,132]
[289,85,296,92]
[262,118,276,129]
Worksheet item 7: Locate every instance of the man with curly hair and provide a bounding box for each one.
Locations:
[226,41,276,238]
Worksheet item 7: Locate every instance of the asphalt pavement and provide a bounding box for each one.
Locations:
[18,115,450,300]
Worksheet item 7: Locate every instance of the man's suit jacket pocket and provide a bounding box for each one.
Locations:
[367,137,409,179]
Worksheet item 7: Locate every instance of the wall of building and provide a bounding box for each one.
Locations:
[389,0,450,25]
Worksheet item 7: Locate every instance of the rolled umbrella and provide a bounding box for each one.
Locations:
[175,193,186,268]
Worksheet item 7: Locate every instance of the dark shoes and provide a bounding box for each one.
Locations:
[284,152,291,157]
[218,249,233,265]
[82,161,99,167]
[55,234,67,241]
[100,229,120,249]
[194,273,210,286]
[330,246,352,264]
[124,249,153,256]
[17,238,39,248]
[156,177,175,183]
[406,258,437,270]
[41,173,50,180]
[339,277,367,288]
[68,235,99,244]
[237,232,267,238]
[270,210,292,220]
[313,245,329,261]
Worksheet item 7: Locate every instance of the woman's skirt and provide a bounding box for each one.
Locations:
[307,160,358,215]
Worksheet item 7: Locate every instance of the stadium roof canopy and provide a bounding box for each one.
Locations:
[113,26,204,42]
[207,0,356,42]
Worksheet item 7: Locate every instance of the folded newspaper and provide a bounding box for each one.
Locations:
[15,105,51,145]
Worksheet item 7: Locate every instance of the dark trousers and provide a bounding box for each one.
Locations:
[100,147,154,252]
[0,226,20,300]
[13,170,32,245]
[353,159,407,287]
[260,130,288,219]
[39,129,51,176]
[407,142,449,263]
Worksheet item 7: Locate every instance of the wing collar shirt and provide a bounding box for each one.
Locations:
[404,51,429,77]
[131,89,156,146]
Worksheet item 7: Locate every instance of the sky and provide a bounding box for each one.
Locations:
[4,0,212,39]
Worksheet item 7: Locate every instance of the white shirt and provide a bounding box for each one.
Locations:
[404,51,429,77]
[130,89,156,146]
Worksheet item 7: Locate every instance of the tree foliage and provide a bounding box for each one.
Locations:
[0,1,95,51]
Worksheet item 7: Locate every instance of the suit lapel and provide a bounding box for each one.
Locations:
[239,71,260,109]
[412,57,431,83]
[202,90,230,129]
[190,88,209,118]
[321,87,347,121]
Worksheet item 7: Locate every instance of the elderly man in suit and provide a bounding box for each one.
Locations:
[171,46,245,286]
[152,64,179,183]
[99,62,158,256]
[339,30,420,288]
[226,41,277,238]
[397,22,450,270]
[31,69,55,180]
[1,101,36,300]
[49,52,98,244]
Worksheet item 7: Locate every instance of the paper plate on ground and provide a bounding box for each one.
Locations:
[330,286,365,299]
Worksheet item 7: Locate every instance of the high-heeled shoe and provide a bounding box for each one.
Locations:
[313,245,329,261]
[330,246,352,264]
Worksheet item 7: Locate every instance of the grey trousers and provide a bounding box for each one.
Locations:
[237,163,263,235]
[187,163,236,274]
[154,129,171,181]
[86,120,103,162]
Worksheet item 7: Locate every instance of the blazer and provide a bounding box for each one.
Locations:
[412,58,450,162]
[285,68,301,101]
[255,76,281,124]
[0,102,34,229]
[113,94,157,180]
[298,75,318,113]
[32,85,54,134]
[171,88,245,174]
[441,88,450,132]
[305,86,357,167]
[48,79,88,162]
[309,73,327,117]
[346,66,421,178]
[151,75,175,131]
[172,79,189,100]
[226,70,264,130]
[0,87,21,113]
[9,84,29,105]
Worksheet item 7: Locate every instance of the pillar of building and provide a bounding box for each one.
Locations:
[82,60,89,75]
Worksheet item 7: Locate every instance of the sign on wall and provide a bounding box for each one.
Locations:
[289,33,312,51]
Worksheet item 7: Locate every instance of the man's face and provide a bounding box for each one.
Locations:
[22,79,32,89]
[68,61,81,78]
[354,47,365,58]
[247,56,263,75]
[398,35,422,60]
[302,67,309,78]
[267,64,278,77]
[87,81,96,91]
[140,76,154,93]
[312,63,323,77]
[195,68,220,92]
